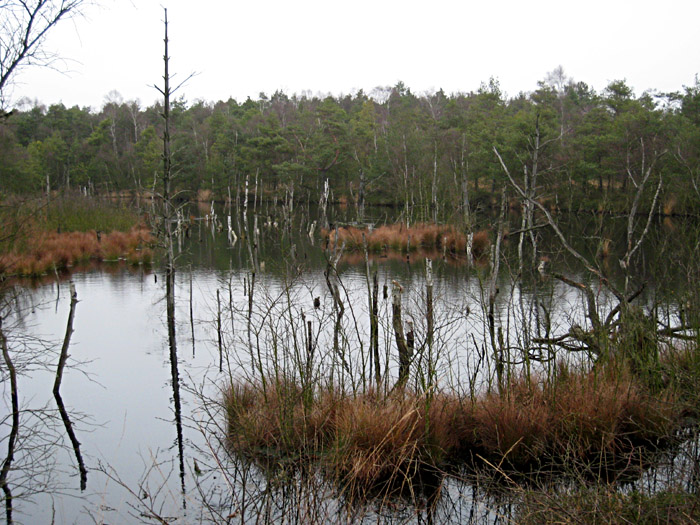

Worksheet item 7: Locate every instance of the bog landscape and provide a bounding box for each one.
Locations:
[1,3,700,524]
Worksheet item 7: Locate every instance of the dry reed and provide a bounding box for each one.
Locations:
[0,226,154,277]
[322,223,491,262]
[225,363,681,499]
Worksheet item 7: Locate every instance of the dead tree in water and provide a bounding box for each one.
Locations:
[319,178,330,230]
[493,139,690,367]
[325,232,351,382]
[392,280,411,388]
[363,234,381,387]
[0,317,18,523]
[154,8,190,507]
[424,259,435,385]
[487,190,507,393]
[52,282,87,491]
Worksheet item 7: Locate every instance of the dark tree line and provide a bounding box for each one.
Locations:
[2,70,700,221]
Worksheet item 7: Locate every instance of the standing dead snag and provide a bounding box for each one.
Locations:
[319,178,330,230]
[424,259,435,386]
[155,8,188,508]
[363,234,381,387]
[325,234,350,378]
[486,189,507,392]
[217,289,223,372]
[53,282,87,491]
[392,280,411,388]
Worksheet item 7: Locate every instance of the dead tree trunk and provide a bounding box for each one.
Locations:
[325,234,350,378]
[372,272,380,386]
[0,317,18,524]
[431,140,438,224]
[319,178,330,230]
[363,234,381,387]
[155,9,187,506]
[358,169,366,223]
[425,258,434,382]
[392,281,411,388]
[52,282,87,491]
[460,134,471,227]
[489,190,507,393]
[217,289,222,372]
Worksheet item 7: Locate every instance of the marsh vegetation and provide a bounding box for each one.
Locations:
[2,36,700,522]
[0,192,698,523]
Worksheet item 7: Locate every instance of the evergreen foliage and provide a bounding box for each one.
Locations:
[1,75,699,218]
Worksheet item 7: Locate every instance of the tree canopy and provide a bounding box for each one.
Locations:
[1,72,699,220]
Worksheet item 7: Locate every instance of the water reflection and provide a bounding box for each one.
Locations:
[0,212,697,522]
[0,283,89,522]
[166,265,187,510]
[51,282,88,492]
[0,305,20,522]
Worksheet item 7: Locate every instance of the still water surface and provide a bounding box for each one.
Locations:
[1,213,693,523]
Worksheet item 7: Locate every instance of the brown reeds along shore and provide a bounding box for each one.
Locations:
[225,351,695,502]
[321,223,491,261]
[0,227,153,277]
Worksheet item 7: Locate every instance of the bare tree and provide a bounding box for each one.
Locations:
[493,142,684,364]
[0,0,88,115]
[153,8,194,510]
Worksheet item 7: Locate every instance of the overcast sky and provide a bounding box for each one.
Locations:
[8,0,700,111]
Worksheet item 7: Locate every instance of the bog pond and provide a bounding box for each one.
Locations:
[1,211,699,524]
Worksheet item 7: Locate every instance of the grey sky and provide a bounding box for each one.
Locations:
[9,0,700,111]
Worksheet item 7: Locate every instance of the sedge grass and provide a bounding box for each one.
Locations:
[225,359,689,501]
[321,223,491,262]
[0,227,154,276]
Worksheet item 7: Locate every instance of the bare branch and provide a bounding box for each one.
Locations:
[625,176,663,265]
[0,0,89,109]
[494,146,618,297]
[552,272,601,333]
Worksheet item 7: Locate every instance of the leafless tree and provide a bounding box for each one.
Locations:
[493,141,690,363]
[0,0,88,115]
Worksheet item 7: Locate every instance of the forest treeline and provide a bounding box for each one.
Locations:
[2,70,700,221]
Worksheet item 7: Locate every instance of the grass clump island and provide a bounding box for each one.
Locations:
[321,223,491,262]
[225,345,700,517]
[0,195,154,277]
